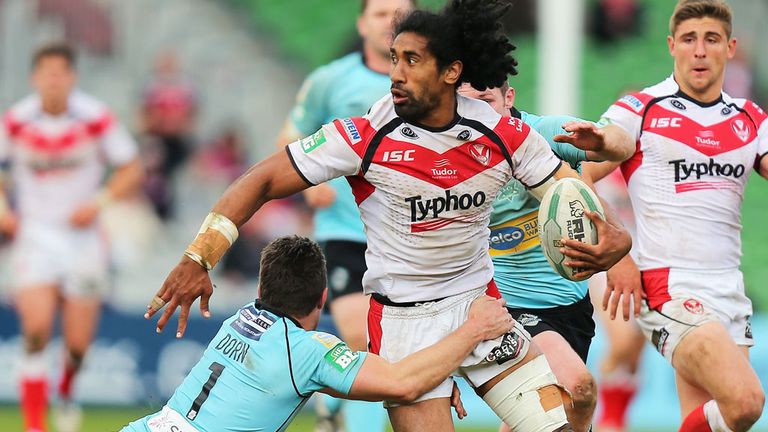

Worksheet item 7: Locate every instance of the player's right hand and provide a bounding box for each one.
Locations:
[145,256,214,338]
[302,183,336,208]
[0,211,18,238]
[603,255,644,321]
[467,295,512,340]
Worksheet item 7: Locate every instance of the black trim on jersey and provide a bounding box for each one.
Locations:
[283,318,311,398]
[457,118,516,171]
[674,89,723,108]
[361,118,403,174]
[528,162,562,189]
[509,106,523,119]
[285,146,315,187]
[276,400,309,432]
[757,151,768,171]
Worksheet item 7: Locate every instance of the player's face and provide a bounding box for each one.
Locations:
[390,32,455,123]
[358,0,412,59]
[32,56,76,105]
[668,17,736,99]
[457,83,515,116]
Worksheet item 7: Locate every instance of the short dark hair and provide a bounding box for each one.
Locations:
[32,42,77,69]
[361,0,417,13]
[258,236,327,317]
[394,0,517,89]
[670,0,733,38]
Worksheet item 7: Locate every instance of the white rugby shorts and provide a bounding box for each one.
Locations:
[637,267,753,362]
[367,283,532,406]
[11,223,109,297]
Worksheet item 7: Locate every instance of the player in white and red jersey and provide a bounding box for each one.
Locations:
[579,1,767,431]
[0,43,143,432]
[147,1,632,430]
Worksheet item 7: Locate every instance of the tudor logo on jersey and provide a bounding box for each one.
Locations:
[469,143,491,166]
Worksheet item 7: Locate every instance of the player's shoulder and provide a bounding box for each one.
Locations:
[307,52,364,86]
[362,93,398,130]
[68,90,112,120]
[5,94,40,122]
[299,331,348,357]
[725,94,768,126]
[610,76,675,116]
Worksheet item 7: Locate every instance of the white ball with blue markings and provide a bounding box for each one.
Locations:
[537,177,605,281]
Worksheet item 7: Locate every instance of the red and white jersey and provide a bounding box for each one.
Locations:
[602,76,768,271]
[287,94,561,302]
[0,90,138,225]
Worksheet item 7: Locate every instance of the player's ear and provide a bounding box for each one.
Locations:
[318,287,329,310]
[443,60,463,86]
[505,87,515,109]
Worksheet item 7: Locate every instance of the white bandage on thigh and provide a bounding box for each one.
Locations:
[482,355,569,432]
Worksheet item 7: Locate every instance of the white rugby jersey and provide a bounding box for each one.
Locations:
[287,94,561,302]
[602,76,768,271]
[0,90,138,225]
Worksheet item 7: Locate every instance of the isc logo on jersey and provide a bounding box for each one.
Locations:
[538,178,604,281]
[649,117,682,128]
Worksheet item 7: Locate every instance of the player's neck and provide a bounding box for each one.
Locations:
[40,98,68,116]
[415,93,458,129]
[673,73,723,104]
[362,44,390,75]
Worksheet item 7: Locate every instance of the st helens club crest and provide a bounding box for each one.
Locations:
[731,118,751,142]
[683,298,704,315]
[469,143,490,166]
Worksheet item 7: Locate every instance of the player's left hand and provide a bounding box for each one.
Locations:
[553,121,606,152]
[69,202,100,228]
[145,256,214,338]
[559,210,631,279]
[451,382,467,419]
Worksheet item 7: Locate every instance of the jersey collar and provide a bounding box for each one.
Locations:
[253,300,303,328]
[509,106,523,119]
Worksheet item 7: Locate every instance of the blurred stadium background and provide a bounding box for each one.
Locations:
[0,0,766,430]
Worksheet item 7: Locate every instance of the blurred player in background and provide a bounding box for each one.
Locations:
[275,0,413,430]
[458,82,634,432]
[0,43,143,432]
[596,1,767,430]
[122,235,513,432]
[583,162,645,432]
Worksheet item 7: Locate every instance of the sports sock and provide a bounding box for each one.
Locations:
[57,362,77,401]
[343,399,387,432]
[21,351,48,432]
[679,403,711,432]
[597,369,637,429]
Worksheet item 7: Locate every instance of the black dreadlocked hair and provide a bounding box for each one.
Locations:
[394,0,517,89]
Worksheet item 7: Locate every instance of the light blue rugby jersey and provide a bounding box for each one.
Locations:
[289,52,391,243]
[490,110,590,309]
[121,302,366,432]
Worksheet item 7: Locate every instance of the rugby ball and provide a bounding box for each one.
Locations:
[537,177,605,281]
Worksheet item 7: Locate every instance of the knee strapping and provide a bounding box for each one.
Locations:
[482,355,569,432]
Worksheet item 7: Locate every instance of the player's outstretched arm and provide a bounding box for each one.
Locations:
[553,122,634,162]
[335,296,512,404]
[602,255,644,321]
[146,150,311,337]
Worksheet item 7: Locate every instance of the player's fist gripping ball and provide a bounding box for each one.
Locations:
[538,177,604,281]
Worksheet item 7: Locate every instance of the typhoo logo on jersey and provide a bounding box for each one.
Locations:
[669,158,745,181]
[405,190,486,222]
